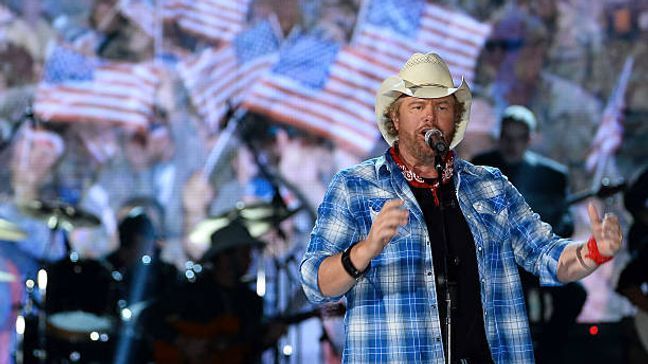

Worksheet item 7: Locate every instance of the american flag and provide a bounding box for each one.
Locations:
[353,0,491,84]
[164,0,252,43]
[178,20,280,131]
[34,46,159,130]
[242,1,490,155]
[119,0,178,37]
[242,35,380,155]
[585,56,634,175]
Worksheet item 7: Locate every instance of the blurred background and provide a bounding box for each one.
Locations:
[0,0,646,363]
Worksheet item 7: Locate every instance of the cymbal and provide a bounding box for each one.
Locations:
[237,201,299,224]
[190,201,299,244]
[19,200,101,230]
[0,218,26,242]
[0,270,16,282]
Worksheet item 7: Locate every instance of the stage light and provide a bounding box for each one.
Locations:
[185,270,195,280]
[589,325,599,336]
[112,271,123,281]
[282,344,293,356]
[15,315,25,335]
[37,269,47,291]
[121,308,133,320]
[256,267,266,297]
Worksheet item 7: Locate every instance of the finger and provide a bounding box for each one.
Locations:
[380,199,405,213]
[587,202,602,227]
[601,213,619,230]
[378,218,401,235]
[376,221,403,239]
[401,211,409,225]
[379,214,404,227]
[378,202,407,220]
[379,210,408,227]
[602,212,619,225]
[602,214,622,239]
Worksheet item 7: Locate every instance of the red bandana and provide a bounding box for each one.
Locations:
[389,145,454,206]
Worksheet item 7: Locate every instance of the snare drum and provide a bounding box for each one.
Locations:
[19,259,118,362]
[44,258,118,343]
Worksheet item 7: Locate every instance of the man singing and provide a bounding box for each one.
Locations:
[300,52,622,363]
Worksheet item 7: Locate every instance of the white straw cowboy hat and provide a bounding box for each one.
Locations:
[375,52,472,149]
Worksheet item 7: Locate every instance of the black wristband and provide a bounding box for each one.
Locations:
[341,243,369,280]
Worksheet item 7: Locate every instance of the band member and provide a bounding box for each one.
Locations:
[154,220,285,364]
[472,105,586,363]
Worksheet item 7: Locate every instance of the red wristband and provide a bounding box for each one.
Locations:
[585,236,613,265]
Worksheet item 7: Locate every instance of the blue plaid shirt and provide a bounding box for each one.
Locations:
[300,151,569,363]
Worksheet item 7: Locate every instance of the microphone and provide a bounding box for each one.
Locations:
[424,128,448,154]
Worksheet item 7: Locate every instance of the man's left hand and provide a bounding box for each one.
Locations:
[587,202,623,257]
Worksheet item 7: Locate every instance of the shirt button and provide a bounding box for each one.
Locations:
[427,271,432,276]
[435,337,441,342]
[431,304,437,309]
[481,278,485,284]
[477,246,483,252]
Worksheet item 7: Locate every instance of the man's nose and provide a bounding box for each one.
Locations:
[423,105,436,122]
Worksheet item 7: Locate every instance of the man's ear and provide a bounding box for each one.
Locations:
[392,112,400,132]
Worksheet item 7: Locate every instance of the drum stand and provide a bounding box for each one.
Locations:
[271,248,309,364]
[17,215,72,363]
[16,252,50,363]
[13,258,39,364]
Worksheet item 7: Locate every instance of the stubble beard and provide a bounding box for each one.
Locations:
[402,129,455,166]
[399,132,434,166]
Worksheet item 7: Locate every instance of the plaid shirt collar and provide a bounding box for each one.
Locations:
[375,148,479,182]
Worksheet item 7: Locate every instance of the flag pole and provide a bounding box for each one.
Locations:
[589,56,633,189]
[202,108,247,178]
[350,0,369,44]
[154,0,164,64]
[99,1,121,33]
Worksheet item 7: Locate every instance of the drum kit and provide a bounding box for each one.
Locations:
[2,201,117,364]
[2,198,303,363]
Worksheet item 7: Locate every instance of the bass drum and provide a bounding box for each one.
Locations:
[44,258,118,363]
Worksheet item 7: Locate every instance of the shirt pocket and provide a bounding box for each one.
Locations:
[472,194,510,243]
[368,197,411,237]
[351,197,411,239]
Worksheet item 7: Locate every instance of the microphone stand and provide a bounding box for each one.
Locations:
[240,126,319,364]
[434,152,453,364]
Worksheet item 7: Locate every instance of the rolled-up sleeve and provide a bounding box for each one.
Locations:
[300,172,358,304]
[506,177,569,286]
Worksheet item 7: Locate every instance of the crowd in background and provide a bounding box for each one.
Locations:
[0,0,646,363]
